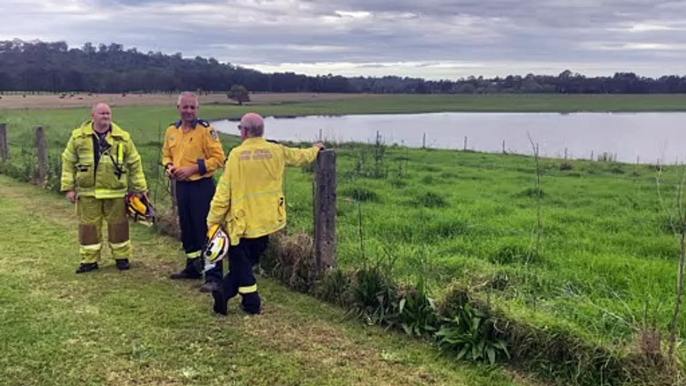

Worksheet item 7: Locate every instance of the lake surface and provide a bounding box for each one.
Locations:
[213,112,686,164]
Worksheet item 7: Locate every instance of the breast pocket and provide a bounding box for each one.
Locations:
[75,163,94,188]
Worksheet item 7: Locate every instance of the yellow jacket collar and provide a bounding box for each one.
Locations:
[79,121,128,139]
[242,137,267,146]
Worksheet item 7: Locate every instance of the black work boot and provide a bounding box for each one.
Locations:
[212,288,228,316]
[116,259,130,271]
[170,258,202,280]
[75,262,98,274]
[241,293,262,315]
[199,281,219,293]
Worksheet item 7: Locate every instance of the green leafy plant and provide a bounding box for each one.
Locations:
[398,288,438,338]
[349,256,400,327]
[435,302,509,365]
[397,256,439,338]
[314,269,352,307]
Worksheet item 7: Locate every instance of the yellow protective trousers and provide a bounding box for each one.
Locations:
[76,196,130,263]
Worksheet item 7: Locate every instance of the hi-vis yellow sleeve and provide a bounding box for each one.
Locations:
[207,152,233,226]
[125,139,148,193]
[201,127,226,174]
[161,127,174,167]
[60,134,78,192]
[282,145,320,167]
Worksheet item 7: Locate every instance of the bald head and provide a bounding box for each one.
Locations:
[239,113,264,138]
[91,103,112,132]
[92,102,110,115]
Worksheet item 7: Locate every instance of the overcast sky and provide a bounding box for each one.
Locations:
[1,0,685,79]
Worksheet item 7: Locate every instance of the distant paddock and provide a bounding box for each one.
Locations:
[0,92,379,110]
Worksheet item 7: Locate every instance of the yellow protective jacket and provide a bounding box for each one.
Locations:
[61,121,147,199]
[161,119,226,181]
[207,137,320,245]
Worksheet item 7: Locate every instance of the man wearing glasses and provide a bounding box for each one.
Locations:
[162,92,226,292]
[206,112,324,315]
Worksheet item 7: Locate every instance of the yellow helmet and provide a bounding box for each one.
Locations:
[203,224,230,271]
[126,193,156,226]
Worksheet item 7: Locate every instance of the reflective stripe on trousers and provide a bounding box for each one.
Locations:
[76,196,130,263]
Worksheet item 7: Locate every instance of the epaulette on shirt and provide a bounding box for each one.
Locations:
[172,119,210,129]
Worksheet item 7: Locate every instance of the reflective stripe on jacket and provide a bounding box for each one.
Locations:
[61,121,147,198]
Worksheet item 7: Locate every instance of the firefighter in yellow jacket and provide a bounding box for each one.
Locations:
[61,103,148,273]
[207,112,324,315]
[163,92,226,292]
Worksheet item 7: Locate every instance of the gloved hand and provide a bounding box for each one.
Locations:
[207,223,221,239]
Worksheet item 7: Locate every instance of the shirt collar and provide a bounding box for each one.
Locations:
[178,119,198,129]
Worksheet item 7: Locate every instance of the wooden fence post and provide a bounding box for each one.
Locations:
[0,123,8,162]
[314,149,337,273]
[35,126,48,186]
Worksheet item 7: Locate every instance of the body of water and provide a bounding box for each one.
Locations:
[213,112,686,164]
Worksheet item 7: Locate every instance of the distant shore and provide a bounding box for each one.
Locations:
[3,92,686,114]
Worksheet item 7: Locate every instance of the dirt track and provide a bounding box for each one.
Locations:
[0,92,371,110]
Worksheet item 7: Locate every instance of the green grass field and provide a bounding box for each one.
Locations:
[218,93,686,115]
[1,95,686,384]
[0,176,527,386]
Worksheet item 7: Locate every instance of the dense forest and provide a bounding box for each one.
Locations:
[1,39,686,94]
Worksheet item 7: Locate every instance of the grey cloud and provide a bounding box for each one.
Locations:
[2,0,686,79]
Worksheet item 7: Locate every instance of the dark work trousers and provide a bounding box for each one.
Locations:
[220,236,269,313]
[175,177,222,282]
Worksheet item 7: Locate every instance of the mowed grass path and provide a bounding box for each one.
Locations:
[0,175,528,386]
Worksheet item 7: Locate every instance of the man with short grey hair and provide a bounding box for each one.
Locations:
[162,92,226,292]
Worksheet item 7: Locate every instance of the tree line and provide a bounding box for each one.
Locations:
[1,39,686,94]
